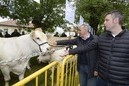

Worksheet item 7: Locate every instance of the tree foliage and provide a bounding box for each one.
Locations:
[76,0,129,35]
[0,0,65,31]
[32,0,65,31]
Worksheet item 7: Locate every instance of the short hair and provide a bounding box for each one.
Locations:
[79,23,92,32]
[105,10,124,25]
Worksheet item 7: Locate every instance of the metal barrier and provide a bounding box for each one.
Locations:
[12,55,79,86]
[60,55,79,86]
[12,61,60,86]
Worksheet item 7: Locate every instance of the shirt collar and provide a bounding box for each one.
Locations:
[82,33,90,40]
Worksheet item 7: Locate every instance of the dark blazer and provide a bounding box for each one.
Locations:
[57,34,98,78]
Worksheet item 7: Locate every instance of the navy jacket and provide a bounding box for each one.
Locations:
[57,34,97,78]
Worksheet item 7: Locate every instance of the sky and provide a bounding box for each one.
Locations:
[0,17,8,22]
[33,0,40,3]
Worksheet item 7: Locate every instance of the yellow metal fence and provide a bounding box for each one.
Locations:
[60,55,79,86]
[12,55,79,86]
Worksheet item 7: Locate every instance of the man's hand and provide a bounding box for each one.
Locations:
[60,50,69,57]
[94,71,98,77]
[48,40,57,46]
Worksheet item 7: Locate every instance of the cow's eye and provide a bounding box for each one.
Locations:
[36,37,40,40]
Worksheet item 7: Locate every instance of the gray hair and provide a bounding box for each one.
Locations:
[105,10,124,25]
[79,23,92,33]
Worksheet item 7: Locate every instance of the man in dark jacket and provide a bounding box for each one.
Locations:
[0,32,3,37]
[4,31,11,38]
[11,29,21,37]
[68,10,129,86]
[49,24,97,86]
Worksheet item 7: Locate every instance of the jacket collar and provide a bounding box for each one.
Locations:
[106,26,126,37]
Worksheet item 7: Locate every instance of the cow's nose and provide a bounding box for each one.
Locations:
[47,48,50,51]
[47,46,52,51]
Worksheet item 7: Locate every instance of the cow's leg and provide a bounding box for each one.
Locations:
[1,66,10,86]
[27,62,31,70]
[18,68,26,80]
[19,73,24,80]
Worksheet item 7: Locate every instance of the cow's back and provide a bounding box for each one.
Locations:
[0,35,31,61]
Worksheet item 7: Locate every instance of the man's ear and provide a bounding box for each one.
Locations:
[114,17,119,24]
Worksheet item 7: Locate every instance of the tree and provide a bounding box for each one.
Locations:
[76,0,129,35]
[0,0,10,17]
[32,0,66,31]
[0,0,66,32]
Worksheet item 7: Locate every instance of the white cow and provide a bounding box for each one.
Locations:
[37,47,66,63]
[0,28,50,86]
[37,45,77,63]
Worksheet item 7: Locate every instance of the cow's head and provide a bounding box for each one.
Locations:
[31,28,50,53]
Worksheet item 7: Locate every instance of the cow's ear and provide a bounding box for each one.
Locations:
[35,28,42,32]
[30,28,42,38]
[30,31,35,38]
[46,33,52,39]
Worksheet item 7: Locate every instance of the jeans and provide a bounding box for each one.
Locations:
[88,77,96,86]
[96,76,129,86]
[78,65,96,86]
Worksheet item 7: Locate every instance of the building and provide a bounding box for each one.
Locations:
[0,20,34,35]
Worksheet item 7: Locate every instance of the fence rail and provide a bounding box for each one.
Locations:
[12,55,79,86]
[60,55,79,86]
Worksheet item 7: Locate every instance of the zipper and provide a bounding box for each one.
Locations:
[107,36,115,79]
